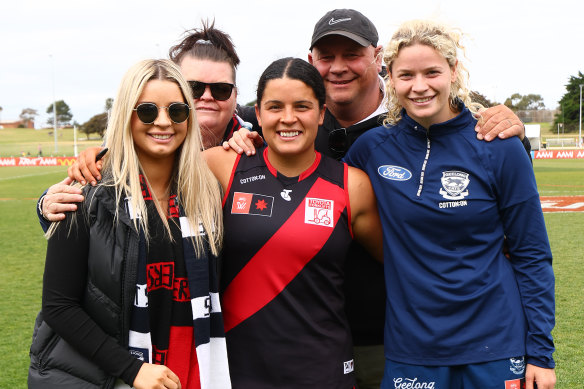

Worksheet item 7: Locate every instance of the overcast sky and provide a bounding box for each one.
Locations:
[1,0,582,127]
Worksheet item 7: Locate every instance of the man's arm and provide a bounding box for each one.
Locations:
[37,146,106,229]
[475,104,531,157]
[475,105,524,141]
[37,177,84,232]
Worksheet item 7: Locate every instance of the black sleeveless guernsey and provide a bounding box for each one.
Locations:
[221,147,355,388]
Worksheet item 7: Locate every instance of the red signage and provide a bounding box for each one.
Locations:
[534,150,584,159]
[0,157,77,167]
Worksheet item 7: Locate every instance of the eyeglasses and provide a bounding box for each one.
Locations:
[328,127,348,153]
[133,102,190,124]
[188,81,234,101]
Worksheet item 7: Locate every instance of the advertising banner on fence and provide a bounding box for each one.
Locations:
[533,150,584,159]
[0,157,77,167]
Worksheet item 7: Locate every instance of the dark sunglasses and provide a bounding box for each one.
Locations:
[188,81,234,101]
[133,102,190,124]
[328,128,349,153]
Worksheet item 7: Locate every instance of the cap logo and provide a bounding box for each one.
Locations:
[329,17,351,25]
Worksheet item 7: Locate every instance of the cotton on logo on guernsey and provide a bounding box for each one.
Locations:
[393,377,435,389]
[239,174,266,185]
[378,165,412,181]
[305,197,334,227]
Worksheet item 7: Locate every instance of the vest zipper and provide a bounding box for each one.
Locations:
[416,126,431,197]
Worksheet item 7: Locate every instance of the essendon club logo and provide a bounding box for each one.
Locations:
[231,192,274,217]
[305,197,334,227]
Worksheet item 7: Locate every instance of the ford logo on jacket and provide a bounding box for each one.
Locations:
[377,165,412,181]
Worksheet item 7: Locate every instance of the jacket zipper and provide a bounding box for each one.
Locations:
[416,126,431,197]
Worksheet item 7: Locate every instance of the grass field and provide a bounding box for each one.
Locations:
[1,159,583,387]
[0,127,103,157]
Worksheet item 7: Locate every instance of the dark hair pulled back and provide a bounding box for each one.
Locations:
[256,57,325,108]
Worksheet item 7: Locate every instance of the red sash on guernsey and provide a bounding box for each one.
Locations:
[222,177,344,332]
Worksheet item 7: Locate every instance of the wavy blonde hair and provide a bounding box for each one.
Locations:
[48,59,223,256]
[382,19,483,126]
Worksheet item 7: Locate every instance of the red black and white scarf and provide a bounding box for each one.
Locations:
[125,176,230,388]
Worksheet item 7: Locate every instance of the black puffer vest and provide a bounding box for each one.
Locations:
[28,185,139,388]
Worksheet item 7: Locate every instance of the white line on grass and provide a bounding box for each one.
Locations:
[0,170,66,182]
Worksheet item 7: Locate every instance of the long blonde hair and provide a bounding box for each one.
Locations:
[48,59,223,256]
[382,19,483,126]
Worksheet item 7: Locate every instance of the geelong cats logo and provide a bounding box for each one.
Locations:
[439,171,470,200]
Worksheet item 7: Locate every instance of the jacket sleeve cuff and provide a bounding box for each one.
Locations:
[37,190,51,233]
[527,355,555,369]
[120,358,144,387]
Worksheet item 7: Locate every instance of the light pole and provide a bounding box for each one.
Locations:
[50,54,58,154]
[579,84,583,148]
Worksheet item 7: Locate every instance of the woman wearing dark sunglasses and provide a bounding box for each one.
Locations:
[169,20,256,149]
[29,59,230,389]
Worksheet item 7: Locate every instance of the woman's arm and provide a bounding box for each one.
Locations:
[491,138,555,385]
[347,166,383,263]
[42,209,143,385]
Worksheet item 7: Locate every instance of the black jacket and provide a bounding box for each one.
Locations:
[29,185,140,388]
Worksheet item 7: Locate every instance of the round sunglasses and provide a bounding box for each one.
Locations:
[188,81,234,101]
[133,102,191,124]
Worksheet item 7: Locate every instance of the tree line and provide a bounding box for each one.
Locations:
[7,99,111,137]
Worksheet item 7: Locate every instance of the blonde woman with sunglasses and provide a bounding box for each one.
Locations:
[28,59,230,389]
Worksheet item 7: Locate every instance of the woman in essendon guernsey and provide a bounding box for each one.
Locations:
[203,57,382,388]
[28,59,230,389]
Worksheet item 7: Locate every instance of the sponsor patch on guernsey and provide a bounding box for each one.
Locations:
[305,197,334,227]
[377,165,412,181]
[231,192,274,217]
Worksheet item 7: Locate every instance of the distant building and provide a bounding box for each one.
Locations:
[516,109,557,123]
[0,119,35,128]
